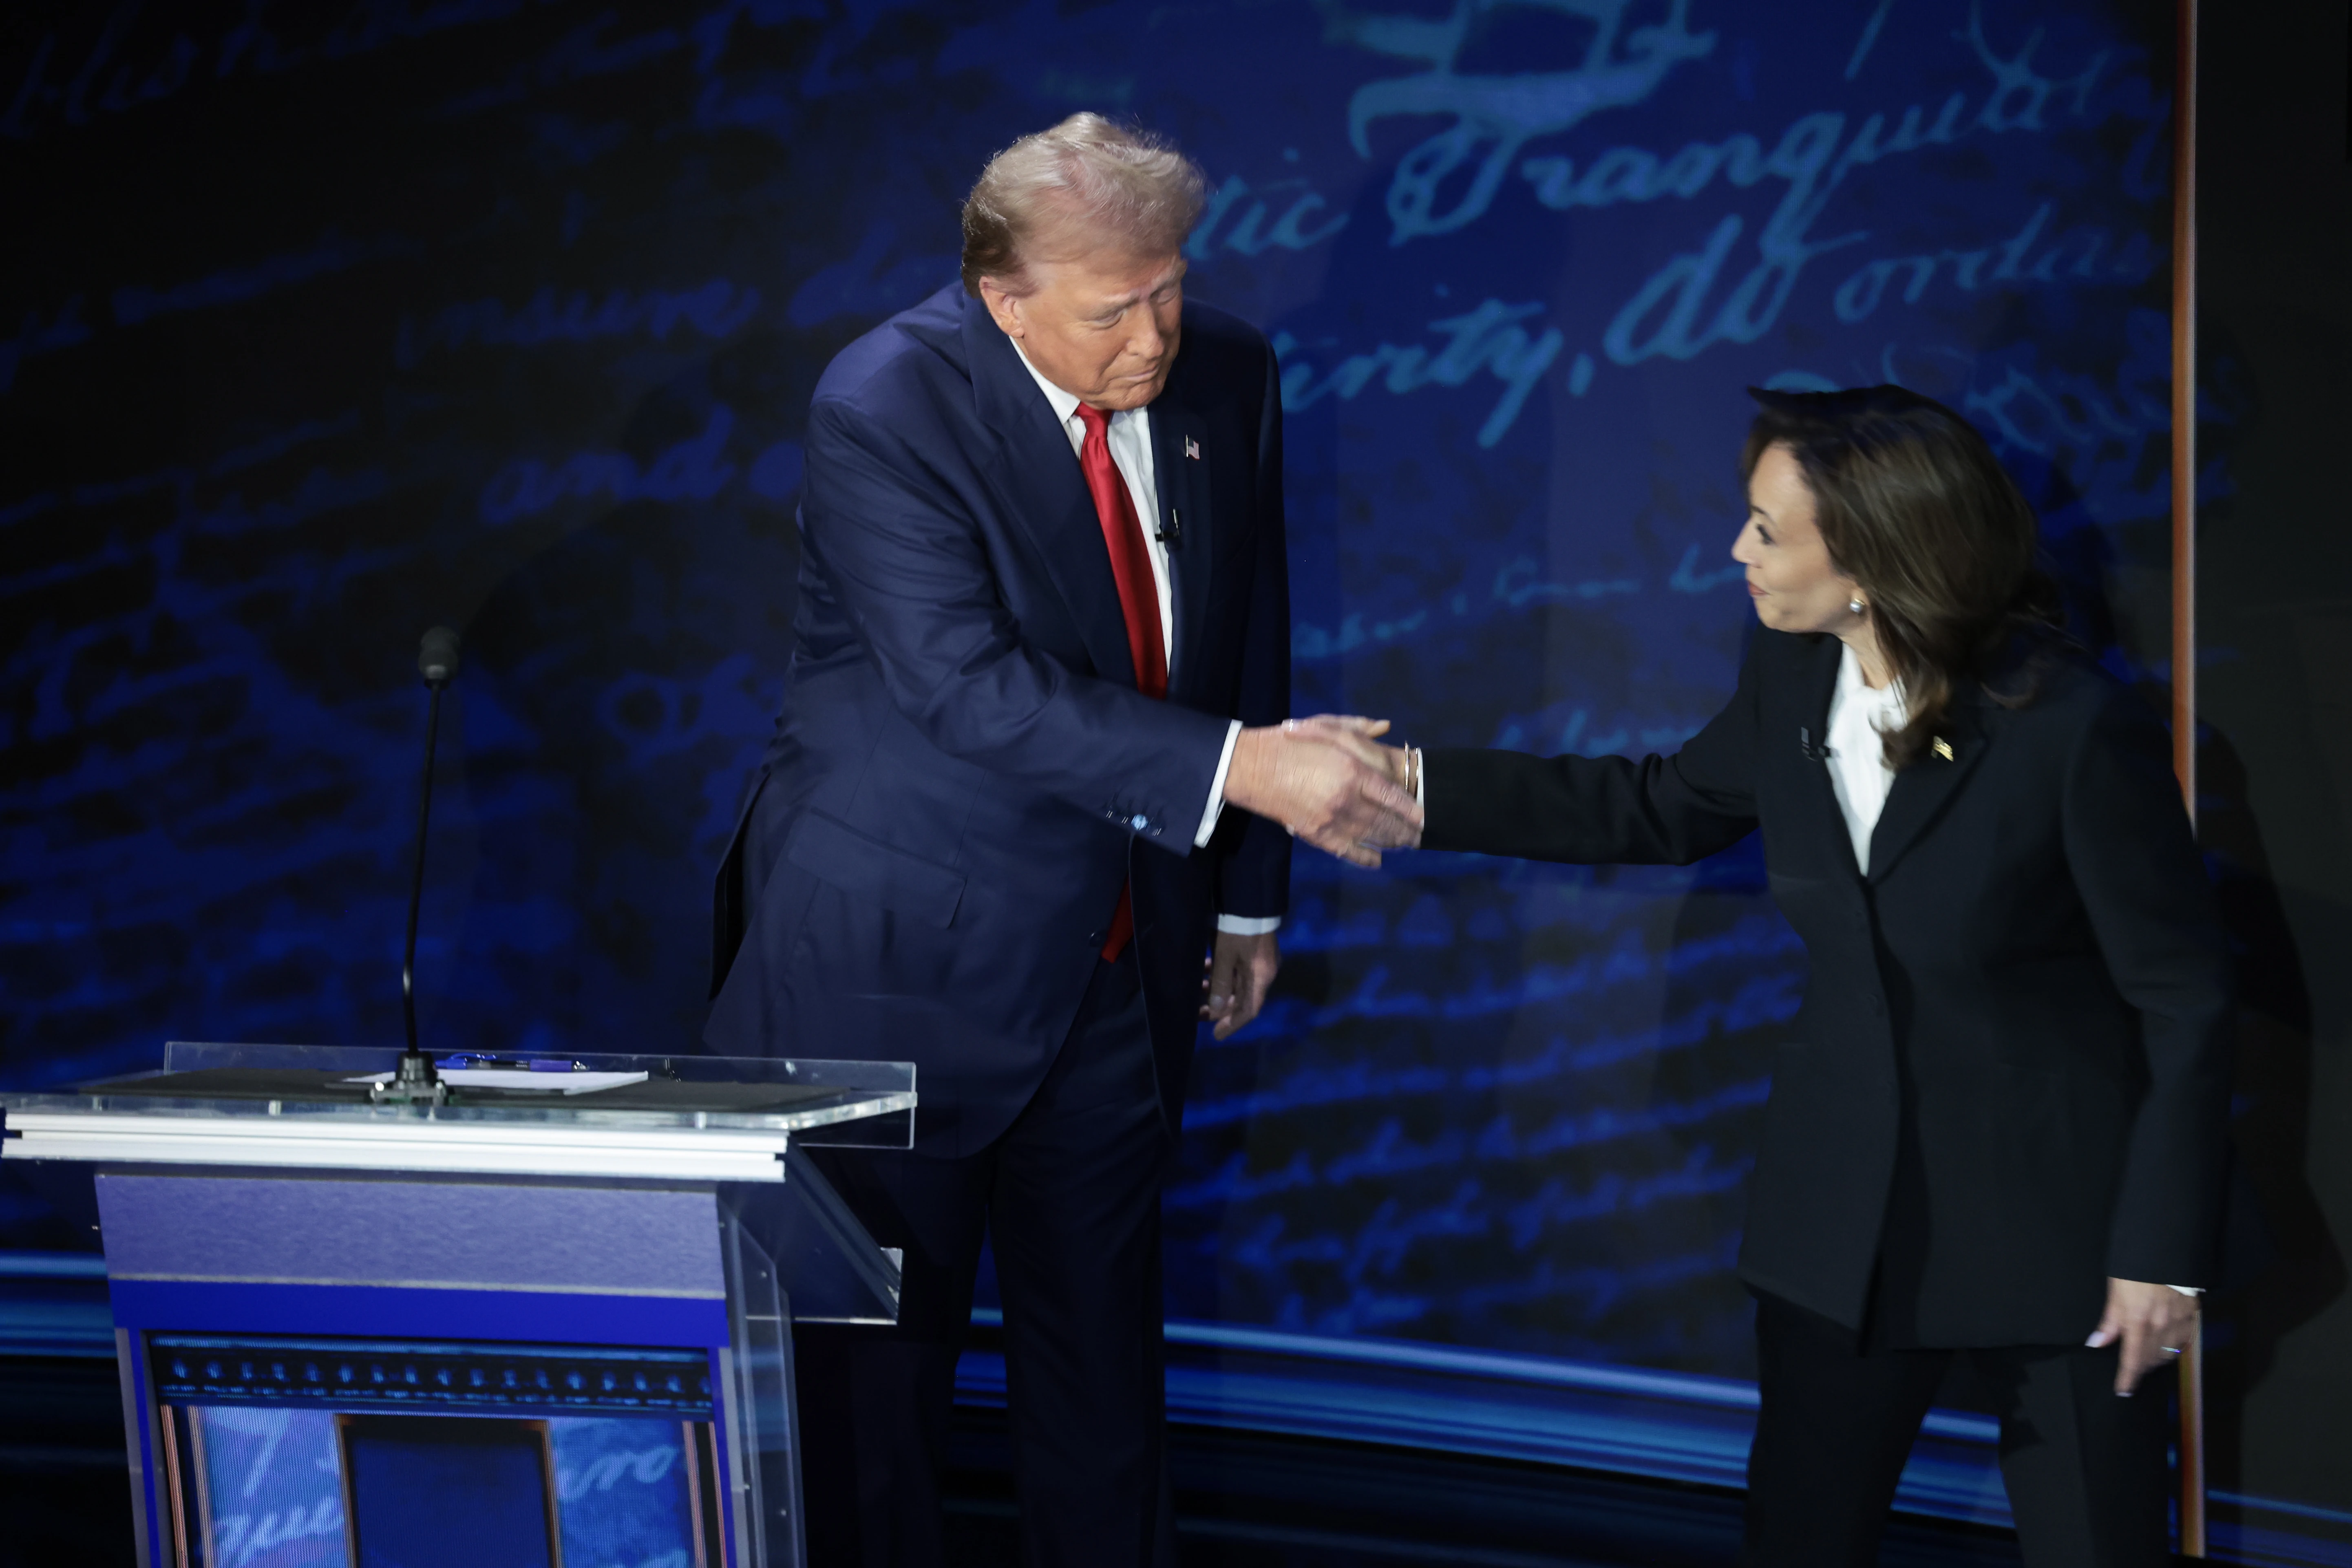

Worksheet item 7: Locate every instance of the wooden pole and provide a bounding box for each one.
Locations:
[2170,0,2206,1555]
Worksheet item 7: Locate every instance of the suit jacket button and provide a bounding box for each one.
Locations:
[1086,930,1106,946]
[1131,814,1151,831]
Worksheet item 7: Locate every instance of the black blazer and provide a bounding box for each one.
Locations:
[1423,629,2233,1347]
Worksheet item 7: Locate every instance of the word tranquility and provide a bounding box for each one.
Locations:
[1273,299,1571,449]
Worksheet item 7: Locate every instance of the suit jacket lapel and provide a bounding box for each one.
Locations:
[1149,391,1212,698]
[961,295,1137,688]
[1867,688,1990,883]
[1791,636,1860,878]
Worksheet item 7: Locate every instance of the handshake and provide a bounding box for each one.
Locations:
[1224,715,1420,868]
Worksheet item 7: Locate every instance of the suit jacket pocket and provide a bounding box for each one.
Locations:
[1739,1039,1900,1321]
[785,810,966,928]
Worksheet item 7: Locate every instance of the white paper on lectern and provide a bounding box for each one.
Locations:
[341,1069,650,1095]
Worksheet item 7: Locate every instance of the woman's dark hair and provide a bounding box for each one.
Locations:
[1742,384,2062,769]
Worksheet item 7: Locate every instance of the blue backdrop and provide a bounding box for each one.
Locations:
[0,0,2178,1382]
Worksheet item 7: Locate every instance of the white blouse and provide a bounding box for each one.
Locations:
[1824,643,1907,875]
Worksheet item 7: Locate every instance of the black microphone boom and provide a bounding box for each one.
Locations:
[380,626,461,1103]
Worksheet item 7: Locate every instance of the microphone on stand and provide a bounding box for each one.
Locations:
[377,626,462,1104]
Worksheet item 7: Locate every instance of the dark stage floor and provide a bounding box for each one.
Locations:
[2,1358,139,1568]
[942,1409,2026,1568]
[1,1355,2035,1568]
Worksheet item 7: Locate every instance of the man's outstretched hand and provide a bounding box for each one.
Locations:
[1282,714,1415,790]
[1225,720,1422,867]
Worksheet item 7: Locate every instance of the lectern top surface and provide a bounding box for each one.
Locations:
[84,1067,843,1114]
[0,1042,917,1139]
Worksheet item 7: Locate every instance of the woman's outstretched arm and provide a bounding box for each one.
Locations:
[1420,638,1766,866]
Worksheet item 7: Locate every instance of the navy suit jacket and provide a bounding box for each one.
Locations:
[1424,631,2233,1347]
[706,284,1292,1155]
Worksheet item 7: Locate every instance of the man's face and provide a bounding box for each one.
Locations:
[979,238,1185,411]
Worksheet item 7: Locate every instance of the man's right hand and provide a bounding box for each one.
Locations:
[1225,721,1422,868]
[1283,714,1415,791]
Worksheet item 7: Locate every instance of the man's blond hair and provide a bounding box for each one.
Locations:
[961,114,1207,296]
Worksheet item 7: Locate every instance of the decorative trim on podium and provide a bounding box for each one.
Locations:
[146,1333,718,1418]
[2,1111,790,1181]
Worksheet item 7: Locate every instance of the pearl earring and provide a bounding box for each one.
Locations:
[1848,596,1866,615]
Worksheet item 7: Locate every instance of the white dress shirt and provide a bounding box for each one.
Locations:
[1011,344,1275,936]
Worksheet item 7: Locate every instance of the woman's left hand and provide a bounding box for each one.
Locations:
[2087,1277,2199,1394]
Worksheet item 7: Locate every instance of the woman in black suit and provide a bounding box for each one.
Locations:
[1328,386,2231,1565]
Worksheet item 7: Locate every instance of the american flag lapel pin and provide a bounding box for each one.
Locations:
[1184,437,1200,460]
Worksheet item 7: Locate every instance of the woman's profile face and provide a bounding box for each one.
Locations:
[1734,443,1861,636]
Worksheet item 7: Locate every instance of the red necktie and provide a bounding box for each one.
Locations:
[1075,402,1165,961]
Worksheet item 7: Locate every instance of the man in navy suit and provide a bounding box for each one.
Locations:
[706,115,1419,1567]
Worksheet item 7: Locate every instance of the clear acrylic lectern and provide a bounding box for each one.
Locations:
[0,1042,916,1568]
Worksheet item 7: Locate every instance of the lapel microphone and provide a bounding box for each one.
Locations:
[1798,726,1835,761]
[1155,508,1182,549]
